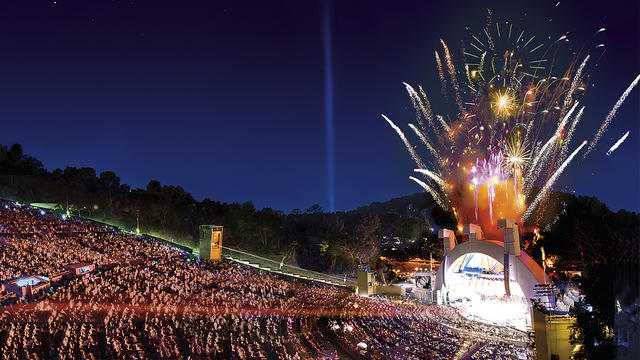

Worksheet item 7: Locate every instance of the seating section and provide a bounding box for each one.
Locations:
[0,201,531,359]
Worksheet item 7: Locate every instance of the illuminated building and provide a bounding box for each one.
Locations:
[2,275,50,299]
[435,219,546,330]
[64,263,95,276]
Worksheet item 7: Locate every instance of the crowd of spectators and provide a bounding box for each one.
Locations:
[0,201,531,359]
[468,341,529,360]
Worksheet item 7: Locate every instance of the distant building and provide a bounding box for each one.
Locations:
[64,263,95,276]
[2,275,50,299]
[199,225,223,260]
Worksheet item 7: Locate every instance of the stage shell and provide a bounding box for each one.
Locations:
[435,237,546,307]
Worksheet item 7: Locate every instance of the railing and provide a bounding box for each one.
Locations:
[222,246,356,288]
[25,200,356,289]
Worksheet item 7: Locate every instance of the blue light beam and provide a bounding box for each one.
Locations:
[323,0,335,212]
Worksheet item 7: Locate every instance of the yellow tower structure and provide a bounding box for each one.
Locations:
[532,307,576,360]
[357,268,376,296]
[199,225,223,260]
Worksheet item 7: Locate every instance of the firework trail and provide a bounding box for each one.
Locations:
[465,64,473,85]
[436,115,451,133]
[525,103,579,192]
[414,168,446,188]
[526,55,578,157]
[383,114,425,169]
[409,176,449,210]
[483,10,495,52]
[408,124,441,162]
[585,74,640,156]
[478,52,487,81]
[556,55,588,125]
[435,51,447,98]
[418,85,438,132]
[569,56,589,95]
[527,102,578,182]
[440,39,464,113]
[522,140,588,221]
[404,82,438,133]
[606,131,630,156]
[558,106,586,163]
[406,85,430,133]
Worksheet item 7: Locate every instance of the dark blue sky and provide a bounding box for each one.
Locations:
[0,0,638,213]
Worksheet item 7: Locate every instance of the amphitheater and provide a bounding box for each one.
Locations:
[435,220,546,330]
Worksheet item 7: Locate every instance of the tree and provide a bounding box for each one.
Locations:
[542,195,639,360]
[422,234,442,261]
[99,171,120,189]
[344,215,381,268]
[146,180,162,193]
[305,204,323,214]
[432,205,456,229]
[400,216,426,241]
[99,171,121,206]
[7,143,23,162]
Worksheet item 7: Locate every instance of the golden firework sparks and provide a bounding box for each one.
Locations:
[490,89,516,118]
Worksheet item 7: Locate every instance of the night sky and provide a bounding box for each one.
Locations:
[0,0,637,213]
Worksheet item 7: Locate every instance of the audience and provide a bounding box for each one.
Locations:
[0,201,531,359]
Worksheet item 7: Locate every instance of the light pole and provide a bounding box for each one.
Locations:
[136,209,140,235]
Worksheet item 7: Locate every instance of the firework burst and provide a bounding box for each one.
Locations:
[384,11,639,231]
[505,136,530,171]
[491,88,517,118]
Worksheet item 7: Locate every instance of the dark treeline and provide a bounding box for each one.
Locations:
[0,143,452,279]
[532,194,639,360]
